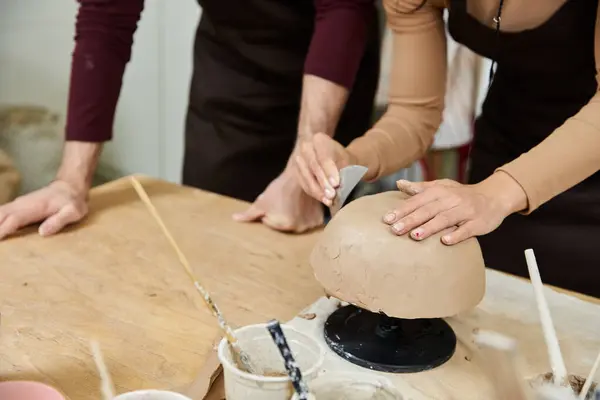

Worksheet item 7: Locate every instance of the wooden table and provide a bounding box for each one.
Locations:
[1,176,599,400]
[0,176,325,399]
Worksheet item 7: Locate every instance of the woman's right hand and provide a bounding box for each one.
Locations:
[292,132,357,206]
[0,179,89,240]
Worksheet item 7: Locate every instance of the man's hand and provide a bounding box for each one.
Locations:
[232,170,324,233]
[0,180,89,240]
[292,132,356,206]
[0,141,102,240]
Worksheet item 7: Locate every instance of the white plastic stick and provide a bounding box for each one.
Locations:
[525,249,568,386]
[579,349,600,400]
[90,339,116,400]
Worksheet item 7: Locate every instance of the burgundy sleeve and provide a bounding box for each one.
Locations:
[304,0,375,89]
[65,0,144,142]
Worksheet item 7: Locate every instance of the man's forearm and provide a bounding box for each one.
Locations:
[296,74,350,141]
[56,141,103,194]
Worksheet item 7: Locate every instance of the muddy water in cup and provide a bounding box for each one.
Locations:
[218,324,324,400]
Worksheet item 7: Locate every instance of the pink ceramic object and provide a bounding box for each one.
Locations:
[0,381,66,400]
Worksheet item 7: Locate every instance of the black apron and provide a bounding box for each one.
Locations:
[182,0,381,203]
[448,0,600,297]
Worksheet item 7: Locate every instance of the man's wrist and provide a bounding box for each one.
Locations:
[56,141,103,194]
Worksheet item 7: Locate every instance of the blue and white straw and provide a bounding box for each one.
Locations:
[266,320,310,400]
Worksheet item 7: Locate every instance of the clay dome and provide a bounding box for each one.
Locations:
[310,191,486,319]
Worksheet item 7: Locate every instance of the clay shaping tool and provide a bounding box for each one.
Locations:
[474,330,533,400]
[329,165,368,217]
[266,320,312,400]
[130,176,259,375]
[579,349,600,400]
[525,249,568,387]
[90,339,116,400]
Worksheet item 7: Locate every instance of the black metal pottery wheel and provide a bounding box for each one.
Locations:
[324,305,457,373]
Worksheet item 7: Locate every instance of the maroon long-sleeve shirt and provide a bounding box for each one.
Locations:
[66,0,374,142]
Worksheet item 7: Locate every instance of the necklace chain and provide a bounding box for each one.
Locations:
[488,0,505,90]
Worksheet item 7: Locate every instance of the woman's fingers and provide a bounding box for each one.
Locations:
[396,179,460,195]
[388,197,451,236]
[295,154,328,204]
[396,179,432,195]
[383,188,442,225]
[313,133,341,188]
[302,139,336,201]
[441,221,478,245]
[409,206,466,241]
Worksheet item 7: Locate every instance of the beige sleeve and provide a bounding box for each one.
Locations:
[0,148,20,205]
[496,4,600,214]
[346,0,447,181]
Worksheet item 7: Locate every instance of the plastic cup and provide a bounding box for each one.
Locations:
[290,372,404,400]
[217,323,325,400]
[114,390,192,400]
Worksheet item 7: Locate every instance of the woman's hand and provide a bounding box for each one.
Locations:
[382,173,528,245]
[292,132,356,206]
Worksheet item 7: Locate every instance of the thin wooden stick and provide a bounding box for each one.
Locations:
[474,330,533,400]
[580,349,600,400]
[90,339,115,400]
[130,176,259,374]
[525,249,568,387]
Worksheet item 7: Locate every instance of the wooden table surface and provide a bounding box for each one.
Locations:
[1,176,598,400]
[0,176,325,399]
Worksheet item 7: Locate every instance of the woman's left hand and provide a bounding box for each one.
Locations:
[382,173,528,245]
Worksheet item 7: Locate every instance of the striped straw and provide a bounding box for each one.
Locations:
[266,320,310,400]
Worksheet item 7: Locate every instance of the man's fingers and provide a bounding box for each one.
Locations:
[0,214,21,240]
[232,204,265,222]
[39,203,87,236]
[261,214,295,232]
[0,200,51,240]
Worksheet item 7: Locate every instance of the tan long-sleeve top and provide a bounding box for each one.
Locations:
[347,0,600,214]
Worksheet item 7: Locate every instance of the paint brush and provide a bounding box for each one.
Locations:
[90,339,116,400]
[579,348,600,400]
[525,249,568,387]
[130,176,260,375]
[474,330,533,400]
[266,320,311,400]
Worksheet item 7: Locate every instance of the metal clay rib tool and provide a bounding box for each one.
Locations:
[130,176,260,374]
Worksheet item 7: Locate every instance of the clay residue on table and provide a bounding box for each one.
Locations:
[531,372,597,399]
